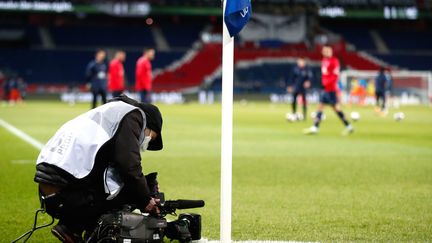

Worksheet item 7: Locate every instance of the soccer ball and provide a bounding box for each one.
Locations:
[393,112,405,121]
[285,113,297,122]
[350,111,360,122]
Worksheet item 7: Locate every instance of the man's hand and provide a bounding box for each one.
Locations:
[144,198,160,214]
[304,81,311,89]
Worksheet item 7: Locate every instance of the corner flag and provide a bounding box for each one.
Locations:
[221,1,251,243]
[224,0,252,37]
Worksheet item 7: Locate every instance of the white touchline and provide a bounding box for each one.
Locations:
[0,118,44,150]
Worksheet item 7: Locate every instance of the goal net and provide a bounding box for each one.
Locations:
[340,70,432,105]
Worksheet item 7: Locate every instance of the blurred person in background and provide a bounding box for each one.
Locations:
[304,45,353,135]
[1,72,10,103]
[17,77,27,101]
[135,48,155,103]
[286,57,311,121]
[108,50,126,98]
[375,67,391,115]
[86,49,108,109]
[8,75,21,104]
[385,69,394,108]
[349,78,368,106]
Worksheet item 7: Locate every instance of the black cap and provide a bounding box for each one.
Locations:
[138,103,163,151]
[109,94,163,151]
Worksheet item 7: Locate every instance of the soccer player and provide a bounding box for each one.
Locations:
[8,75,20,104]
[86,49,108,109]
[108,50,126,98]
[304,46,353,135]
[375,67,390,115]
[287,58,311,120]
[135,48,155,103]
[17,77,27,101]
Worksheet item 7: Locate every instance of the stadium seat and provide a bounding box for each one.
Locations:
[49,25,155,47]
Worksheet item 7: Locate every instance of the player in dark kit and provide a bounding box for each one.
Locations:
[287,58,311,120]
[86,50,108,109]
[304,46,353,135]
[375,67,390,115]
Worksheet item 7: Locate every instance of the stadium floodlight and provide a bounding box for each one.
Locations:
[221,1,251,242]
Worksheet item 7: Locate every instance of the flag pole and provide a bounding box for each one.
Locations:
[221,0,234,242]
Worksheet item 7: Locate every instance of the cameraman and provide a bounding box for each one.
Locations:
[34,94,163,242]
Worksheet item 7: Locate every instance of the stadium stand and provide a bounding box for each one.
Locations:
[326,26,376,51]
[1,14,431,94]
[50,25,156,48]
[0,25,41,47]
[153,39,364,93]
[0,49,185,85]
[208,63,320,94]
[379,30,432,51]
[0,38,384,93]
[322,24,432,71]
[153,43,221,91]
[161,24,205,48]
[374,53,432,71]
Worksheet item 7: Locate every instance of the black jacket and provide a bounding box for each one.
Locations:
[35,103,152,210]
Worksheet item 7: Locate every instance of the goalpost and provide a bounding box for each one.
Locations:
[340,70,432,105]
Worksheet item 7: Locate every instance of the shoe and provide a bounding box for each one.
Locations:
[51,223,83,243]
[342,124,354,136]
[303,126,318,135]
[374,107,381,114]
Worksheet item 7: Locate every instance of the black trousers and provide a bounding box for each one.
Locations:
[41,186,135,234]
[375,91,386,110]
[292,91,307,117]
[139,90,152,103]
[91,89,107,109]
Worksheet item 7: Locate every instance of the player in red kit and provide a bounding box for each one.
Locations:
[108,50,126,98]
[135,48,155,103]
[304,46,353,135]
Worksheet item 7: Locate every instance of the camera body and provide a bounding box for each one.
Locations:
[86,173,204,243]
[87,194,204,243]
[94,209,167,242]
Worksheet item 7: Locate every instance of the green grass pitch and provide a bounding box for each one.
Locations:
[1,101,431,242]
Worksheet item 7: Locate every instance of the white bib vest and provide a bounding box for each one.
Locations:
[36,101,146,199]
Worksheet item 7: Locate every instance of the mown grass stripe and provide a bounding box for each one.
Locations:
[0,118,44,150]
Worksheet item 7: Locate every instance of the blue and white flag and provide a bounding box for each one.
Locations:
[224,0,252,37]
